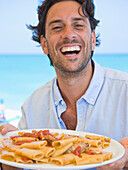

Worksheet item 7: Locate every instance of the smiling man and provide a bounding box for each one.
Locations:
[40,1,96,130]
[1,0,128,170]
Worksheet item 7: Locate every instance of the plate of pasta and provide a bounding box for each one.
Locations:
[0,129,125,169]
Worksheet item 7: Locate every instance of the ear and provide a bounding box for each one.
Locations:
[91,30,96,51]
[40,35,49,55]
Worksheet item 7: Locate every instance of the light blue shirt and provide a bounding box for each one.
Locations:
[19,60,128,169]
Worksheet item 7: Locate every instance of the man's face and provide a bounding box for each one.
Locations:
[41,1,96,75]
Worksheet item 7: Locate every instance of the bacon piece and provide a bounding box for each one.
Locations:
[10,136,20,140]
[74,146,81,156]
[21,133,37,138]
[86,150,97,155]
[42,130,50,135]
[21,156,31,162]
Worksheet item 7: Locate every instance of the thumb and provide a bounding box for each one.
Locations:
[0,124,18,135]
[119,137,128,149]
[1,126,8,135]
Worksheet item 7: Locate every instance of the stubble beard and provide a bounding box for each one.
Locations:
[46,38,92,78]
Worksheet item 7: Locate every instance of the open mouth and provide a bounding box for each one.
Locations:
[60,45,81,56]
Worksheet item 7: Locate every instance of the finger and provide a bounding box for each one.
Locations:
[96,165,111,170]
[107,159,125,169]
[0,125,5,132]
[7,124,18,132]
[0,124,18,135]
[2,163,23,170]
[1,127,8,135]
[0,124,9,135]
[109,162,116,167]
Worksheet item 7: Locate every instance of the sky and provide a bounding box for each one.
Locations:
[0,0,128,54]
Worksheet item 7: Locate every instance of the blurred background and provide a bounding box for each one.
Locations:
[0,0,128,125]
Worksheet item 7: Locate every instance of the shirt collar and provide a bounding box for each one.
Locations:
[82,60,105,105]
[53,60,105,106]
[54,78,63,106]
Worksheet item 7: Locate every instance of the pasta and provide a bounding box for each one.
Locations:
[19,140,47,149]
[74,155,103,165]
[52,143,73,157]
[0,130,113,167]
[36,157,50,164]
[41,146,55,157]
[51,153,75,166]
[16,155,33,164]
[1,151,15,162]
[15,148,44,160]
[52,137,78,149]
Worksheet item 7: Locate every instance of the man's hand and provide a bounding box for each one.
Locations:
[0,124,18,135]
[1,164,23,170]
[0,124,19,169]
[96,137,128,170]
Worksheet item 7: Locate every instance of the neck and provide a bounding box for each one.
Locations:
[55,60,94,105]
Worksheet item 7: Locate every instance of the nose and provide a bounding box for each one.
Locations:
[60,24,76,40]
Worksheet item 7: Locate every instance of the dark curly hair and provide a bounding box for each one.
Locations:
[28,0,100,64]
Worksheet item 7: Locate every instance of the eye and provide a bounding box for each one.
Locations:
[74,24,84,29]
[76,24,83,27]
[52,26,63,32]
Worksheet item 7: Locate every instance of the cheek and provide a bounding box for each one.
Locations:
[49,37,61,54]
[46,38,58,57]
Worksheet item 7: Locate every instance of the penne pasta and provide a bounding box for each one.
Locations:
[16,155,33,164]
[87,146,102,153]
[74,155,103,165]
[100,136,111,143]
[102,152,113,161]
[52,143,73,157]
[80,153,103,158]
[41,146,55,157]
[52,137,78,149]
[13,137,37,143]
[101,142,110,149]
[85,135,111,143]
[51,153,75,166]
[85,135,101,140]
[1,151,15,162]
[80,152,113,162]
[83,139,101,147]
[36,157,50,164]
[20,140,47,149]
[15,148,44,160]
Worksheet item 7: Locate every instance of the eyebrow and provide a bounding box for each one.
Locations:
[48,20,63,26]
[48,17,87,26]
[73,18,86,22]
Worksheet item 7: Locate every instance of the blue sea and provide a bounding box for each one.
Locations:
[0,53,128,110]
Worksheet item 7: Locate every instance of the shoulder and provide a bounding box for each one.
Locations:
[31,78,55,97]
[103,67,128,82]
[22,78,56,108]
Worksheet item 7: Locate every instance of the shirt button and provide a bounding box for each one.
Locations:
[55,102,58,105]
[61,101,64,105]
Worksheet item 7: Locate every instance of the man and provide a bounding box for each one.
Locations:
[1,0,128,169]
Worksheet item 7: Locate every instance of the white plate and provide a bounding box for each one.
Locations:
[0,129,125,169]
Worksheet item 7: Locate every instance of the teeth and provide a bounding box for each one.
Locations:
[65,53,76,56]
[61,46,80,53]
